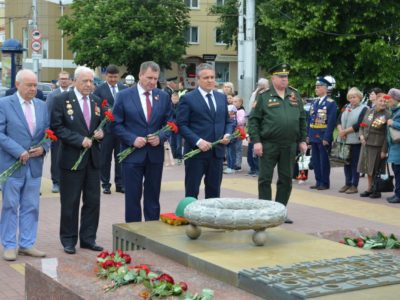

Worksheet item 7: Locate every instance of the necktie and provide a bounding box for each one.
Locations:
[83,96,90,129]
[144,92,152,123]
[111,85,116,99]
[24,101,35,135]
[206,93,216,117]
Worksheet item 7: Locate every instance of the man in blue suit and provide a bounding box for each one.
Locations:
[177,63,234,199]
[112,61,172,222]
[308,76,337,190]
[0,69,49,261]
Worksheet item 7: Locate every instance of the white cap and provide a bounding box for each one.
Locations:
[125,75,135,85]
[323,75,336,90]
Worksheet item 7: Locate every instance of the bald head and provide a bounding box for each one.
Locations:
[15,69,38,101]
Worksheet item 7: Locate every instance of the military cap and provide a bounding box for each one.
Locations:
[166,76,178,82]
[269,63,291,76]
[315,76,332,87]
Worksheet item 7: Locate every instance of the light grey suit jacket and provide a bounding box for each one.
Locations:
[0,93,50,178]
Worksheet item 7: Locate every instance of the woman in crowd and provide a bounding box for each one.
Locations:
[386,88,400,203]
[358,92,390,198]
[367,87,383,108]
[233,96,246,170]
[223,82,235,96]
[337,87,368,194]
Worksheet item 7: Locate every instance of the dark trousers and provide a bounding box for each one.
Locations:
[100,133,123,189]
[50,140,60,184]
[247,142,259,173]
[311,142,331,188]
[344,144,361,187]
[185,157,223,199]
[123,158,163,222]
[59,165,100,247]
[392,163,400,197]
[258,142,297,206]
[170,133,183,159]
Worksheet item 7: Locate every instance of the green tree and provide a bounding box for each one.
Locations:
[212,0,400,98]
[58,0,190,76]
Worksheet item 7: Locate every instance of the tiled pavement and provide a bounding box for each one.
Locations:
[1,156,400,299]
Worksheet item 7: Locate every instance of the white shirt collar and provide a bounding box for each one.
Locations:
[137,83,152,96]
[17,92,33,105]
[198,87,213,98]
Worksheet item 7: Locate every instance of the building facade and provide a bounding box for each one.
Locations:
[3,0,238,88]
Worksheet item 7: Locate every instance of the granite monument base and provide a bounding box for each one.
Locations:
[112,221,400,299]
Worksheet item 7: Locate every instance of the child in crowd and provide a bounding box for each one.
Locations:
[224,104,238,174]
[233,96,246,171]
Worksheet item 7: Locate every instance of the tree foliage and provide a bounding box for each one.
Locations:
[212,0,400,98]
[58,0,190,76]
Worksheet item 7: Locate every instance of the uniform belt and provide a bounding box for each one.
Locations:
[310,124,327,129]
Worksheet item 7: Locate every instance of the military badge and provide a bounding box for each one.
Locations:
[268,102,280,107]
[66,104,72,109]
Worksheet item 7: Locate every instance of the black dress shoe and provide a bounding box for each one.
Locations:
[317,186,329,190]
[369,192,381,199]
[360,191,372,197]
[387,196,400,204]
[309,185,319,189]
[64,246,76,254]
[387,195,396,201]
[80,243,104,251]
[116,186,125,193]
[103,187,111,194]
[284,218,293,224]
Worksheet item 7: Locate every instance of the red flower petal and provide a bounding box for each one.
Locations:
[156,273,174,284]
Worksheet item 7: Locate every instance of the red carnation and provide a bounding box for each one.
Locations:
[45,129,58,141]
[97,251,110,259]
[115,262,123,268]
[130,264,151,275]
[236,127,247,140]
[166,121,179,134]
[102,259,115,269]
[179,281,188,291]
[359,122,368,128]
[123,254,131,264]
[104,110,115,122]
[383,95,391,100]
[156,273,174,284]
[101,99,108,108]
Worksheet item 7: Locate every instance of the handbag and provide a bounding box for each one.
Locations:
[297,154,311,170]
[330,140,351,164]
[373,162,394,193]
[389,127,400,144]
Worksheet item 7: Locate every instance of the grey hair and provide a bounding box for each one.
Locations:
[347,87,363,101]
[15,69,37,83]
[196,63,214,76]
[74,66,94,80]
[257,78,269,88]
[140,61,160,74]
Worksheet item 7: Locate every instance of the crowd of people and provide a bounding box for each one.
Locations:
[2,61,400,262]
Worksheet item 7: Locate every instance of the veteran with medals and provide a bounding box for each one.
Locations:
[308,77,337,190]
[51,66,104,255]
[248,63,307,224]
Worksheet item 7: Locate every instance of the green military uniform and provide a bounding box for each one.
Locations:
[248,64,307,206]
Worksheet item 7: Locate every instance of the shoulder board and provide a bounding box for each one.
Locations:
[258,88,270,95]
[327,98,335,103]
[288,86,298,92]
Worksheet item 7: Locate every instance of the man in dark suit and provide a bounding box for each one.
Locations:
[94,65,126,194]
[163,76,178,97]
[51,66,104,254]
[177,63,234,199]
[112,61,172,222]
[46,70,72,193]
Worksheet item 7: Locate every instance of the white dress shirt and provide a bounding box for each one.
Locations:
[198,87,217,112]
[74,88,91,119]
[137,83,152,122]
[17,92,36,128]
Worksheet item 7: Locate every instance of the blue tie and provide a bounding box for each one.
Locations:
[206,93,216,117]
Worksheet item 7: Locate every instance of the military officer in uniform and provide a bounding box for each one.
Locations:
[248,63,307,224]
[308,77,337,190]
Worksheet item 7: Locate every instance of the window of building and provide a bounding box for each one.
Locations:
[216,0,225,5]
[185,26,199,44]
[42,38,48,59]
[215,62,229,84]
[215,28,226,45]
[185,0,199,9]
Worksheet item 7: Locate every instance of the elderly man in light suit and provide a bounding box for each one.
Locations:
[46,70,71,193]
[0,69,50,261]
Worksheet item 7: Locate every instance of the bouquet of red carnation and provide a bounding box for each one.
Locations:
[117,121,179,163]
[0,129,58,184]
[183,127,246,161]
[71,106,114,170]
[359,122,368,128]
